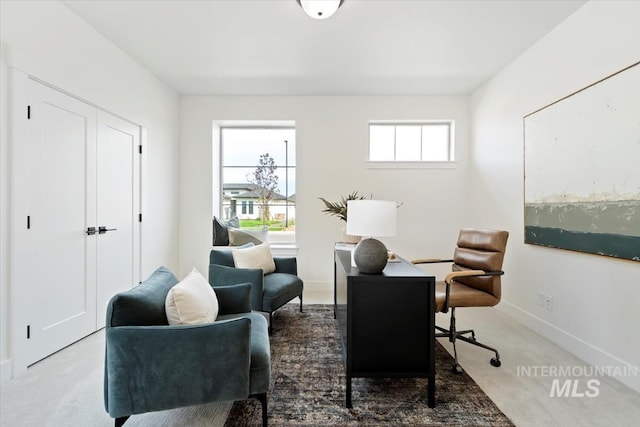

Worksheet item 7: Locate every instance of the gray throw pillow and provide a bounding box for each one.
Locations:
[213,217,229,246]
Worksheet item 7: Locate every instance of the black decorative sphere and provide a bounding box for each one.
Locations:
[353,238,388,274]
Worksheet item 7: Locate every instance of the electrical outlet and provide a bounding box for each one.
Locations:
[544,295,553,311]
[538,292,545,307]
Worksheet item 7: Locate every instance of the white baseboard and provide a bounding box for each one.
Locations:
[302,281,333,305]
[498,300,640,393]
[1,358,12,385]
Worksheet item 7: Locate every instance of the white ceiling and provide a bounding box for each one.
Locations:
[62,0,585,96]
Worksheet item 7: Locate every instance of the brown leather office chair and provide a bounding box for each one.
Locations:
[413,228,509,373]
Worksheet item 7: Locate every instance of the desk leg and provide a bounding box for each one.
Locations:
[333,261,337,319]
[346,375,352,408]
[428,279,436,408]
[428,371,435,407]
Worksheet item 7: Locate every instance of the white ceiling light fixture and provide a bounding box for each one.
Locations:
[297,0,344,20]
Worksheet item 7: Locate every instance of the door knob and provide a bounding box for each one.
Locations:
[98,226,118,234]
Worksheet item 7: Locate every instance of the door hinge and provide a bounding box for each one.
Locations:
[27,216,31,229]
[27,325,31,339]
[138,213,142,222]
[139,145,142,154]
[27,105,31,119]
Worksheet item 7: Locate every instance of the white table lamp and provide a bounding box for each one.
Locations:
[346,200,397,273]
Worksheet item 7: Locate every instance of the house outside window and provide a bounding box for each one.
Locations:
[221,127,296,243]
[369,121,455,162]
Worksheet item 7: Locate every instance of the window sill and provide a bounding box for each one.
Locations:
[365,161,457,170]
[269,243,299,257]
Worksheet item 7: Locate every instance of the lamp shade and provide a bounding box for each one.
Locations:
[346,200,397,237]
[297,0,343,20]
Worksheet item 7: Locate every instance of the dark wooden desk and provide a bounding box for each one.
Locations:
[334,246,436,408]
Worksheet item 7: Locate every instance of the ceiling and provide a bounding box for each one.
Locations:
[62,0,585,96]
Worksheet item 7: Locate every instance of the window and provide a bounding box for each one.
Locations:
[369,122,454,162]
[221,127,296,243]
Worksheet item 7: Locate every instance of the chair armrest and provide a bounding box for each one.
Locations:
[212,283,252,315]
[441,270,505,313]
[209,264,264,311]
[105,318,251,418]
[444,270,488,284]
[274,257,298,275]
[411,258,454,265]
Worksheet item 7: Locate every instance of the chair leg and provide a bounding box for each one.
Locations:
[252,393,268,427]
[268,312,273,335]
[299,294,303,312]
[456,333,501,366]
[448,308,463,373]
[115,416,129,427]
[437,307,502,371]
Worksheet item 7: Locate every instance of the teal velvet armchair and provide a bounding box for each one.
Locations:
[208,246,303,333]
[104,266,270,427]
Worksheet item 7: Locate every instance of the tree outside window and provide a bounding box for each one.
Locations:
[247,153,279,225]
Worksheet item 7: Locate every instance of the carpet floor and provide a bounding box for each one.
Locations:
[225,304,514,426]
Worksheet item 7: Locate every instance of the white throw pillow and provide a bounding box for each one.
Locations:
[165,268,219,325]
[229,226,268,246]
[232,243,276,274]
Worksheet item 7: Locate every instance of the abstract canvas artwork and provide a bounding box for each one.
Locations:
[524,62,640,261]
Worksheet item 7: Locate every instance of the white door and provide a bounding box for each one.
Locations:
[96,111,140,329]
[13,77,141,368]
[21,79,98,366]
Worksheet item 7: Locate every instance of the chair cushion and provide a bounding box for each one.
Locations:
[262,273,303,312]
[165,268,219,325]
[435,280,499,312]
[216,312,271,394]
[108,266,178,327]
[452,229,508,297]
[232,243,276,274]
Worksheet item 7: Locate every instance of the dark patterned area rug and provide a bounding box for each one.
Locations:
[225,305,514,426]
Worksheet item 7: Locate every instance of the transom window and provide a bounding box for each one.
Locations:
[369,122,454,162]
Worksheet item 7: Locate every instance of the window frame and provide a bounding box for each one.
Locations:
[367,121,456,169]
[219,125,297,244]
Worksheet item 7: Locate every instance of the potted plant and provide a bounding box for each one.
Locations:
[319,191,367,243]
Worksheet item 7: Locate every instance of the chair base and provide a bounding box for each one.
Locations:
[250,392,268,427]
[436,307,501,373]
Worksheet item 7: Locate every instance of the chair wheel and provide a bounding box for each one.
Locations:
[452,364,463,374]
[490,358,501,367]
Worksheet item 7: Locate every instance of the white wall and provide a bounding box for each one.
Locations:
[179,96,470,299]
[0,1,180,382]
[470,0,640,392]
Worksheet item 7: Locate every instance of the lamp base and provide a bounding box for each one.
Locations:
[353,238,388,274]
